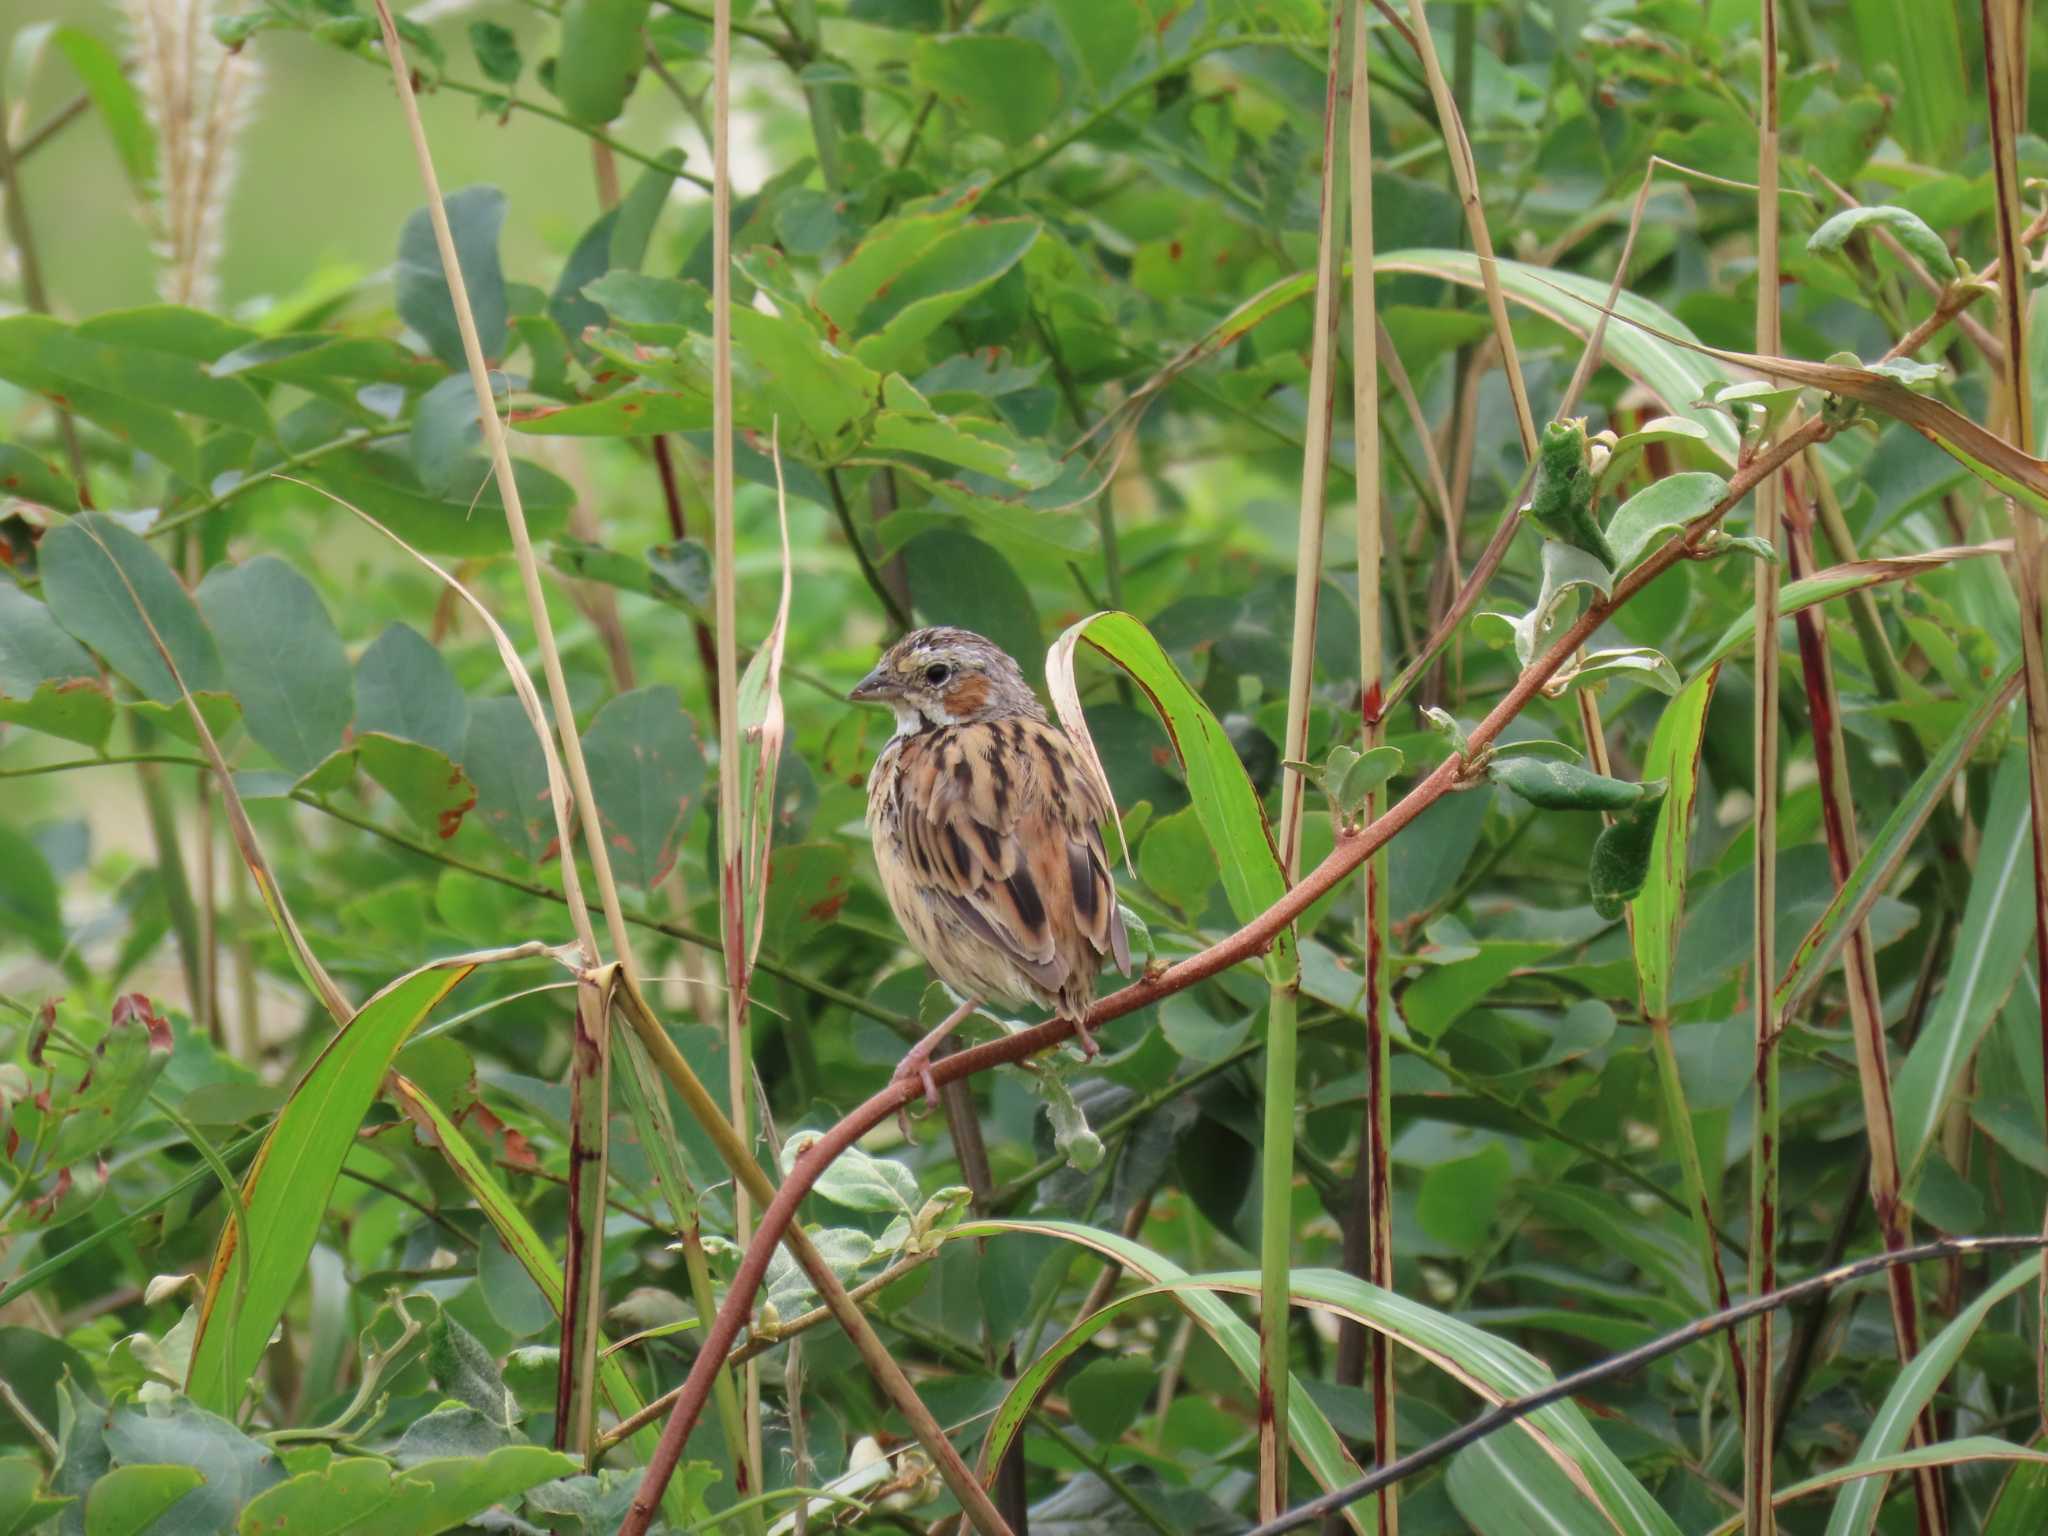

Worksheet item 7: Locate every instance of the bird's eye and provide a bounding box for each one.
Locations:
[924,663,952,686]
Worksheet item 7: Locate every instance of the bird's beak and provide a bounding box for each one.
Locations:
[848,667,893,704]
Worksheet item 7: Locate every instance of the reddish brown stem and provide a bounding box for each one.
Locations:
[617,416,1838,1534]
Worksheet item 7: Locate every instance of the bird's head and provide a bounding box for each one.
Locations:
[848,627,1042,731]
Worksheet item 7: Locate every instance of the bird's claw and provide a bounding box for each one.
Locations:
[891,1049,944,1139]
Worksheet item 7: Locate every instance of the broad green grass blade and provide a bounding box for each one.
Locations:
[184,945,541,1412]
[1692,543,2013,683]
[1893,748,2034,1179]
[949,1220,1370,1536]
[1046,610,1293,980]
[953,1221,1679,1536]
[1633,665,1719,1016]
[1822,1255,2042,1536]
[1119,253,1743,468]
[1374,251,1742,464]
[1447,1429,1615,1536]
[1270,1267,1678,1536]
[1701,1436,2048,1536]
[1776,659,2022,1015]
[1986,1435,2048,1535]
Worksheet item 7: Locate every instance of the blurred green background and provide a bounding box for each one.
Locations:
[11,0,703,316]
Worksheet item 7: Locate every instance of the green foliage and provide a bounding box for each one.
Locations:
[5,0,2048,1531]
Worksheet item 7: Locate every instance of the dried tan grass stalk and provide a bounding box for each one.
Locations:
[123,0,262,309]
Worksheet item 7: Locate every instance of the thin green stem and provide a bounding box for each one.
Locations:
[825,469,913,630]
[147,428,410,541]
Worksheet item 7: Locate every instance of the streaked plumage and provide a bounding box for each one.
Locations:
[851,628,1130,1062]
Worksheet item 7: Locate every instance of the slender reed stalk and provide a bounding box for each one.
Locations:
[1979,0,2048,1445]
[1265,2,1355,1512]
[1779,505,1942,1534]
[1337,9,1395,1530]
[366,0,668,1457]
[1744,8,1784,1531]
[704,0,768,1490]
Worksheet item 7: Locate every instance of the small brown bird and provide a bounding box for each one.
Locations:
[850,627,1130,1101]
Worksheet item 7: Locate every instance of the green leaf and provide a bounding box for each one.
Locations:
[40,513,224,703]
[234,1447,577,1536]
[1893,748,2035,1180]
[354,623,467,761]
[1823,1256,2043,1536]
[0,821,63,964]
[1592,415,1712,495]
[1335,745,1403,817]
[848,219,1040,374]
[13,310,272,439]
[186,957,484,1412]
[548,151,684,357]
[127,689,241,751]
[304,448,572,557]
[197,557,353,775]
[83,1464,202,1536]
[786,1134,920,1215]
[554,0,652,124]
[512,386,711,437]
[911,36,1063,146]
[408,373,501,496]
[0,1453,67,1536]
[901,530,1042,683]
[101,1401,284,1532]
[468,20,522,85]
[1066,1357,1155,1443]
[1418,1143,1512,1255]
[1591,791,1667,919]
[396,187,509,370]
[358,734,480,841]
[1488,757,1656,813]
[0,441,79,509]
[1632,667,1719,1017]
[813,187,981,332]
[1047,0,1144,96]
[868,394,1056,485]
[1138,804,1219,911]
[1401,939,1561,1041]
[1807,204,1958,281]
[49,26,155,192]
[0,581,114,748]
[1048,611,1291,980]
[728,305,880,458]
[1556,646,1681,697]
[582,686,706,889]
[1604,471,1729,573]
[462,696,554,861]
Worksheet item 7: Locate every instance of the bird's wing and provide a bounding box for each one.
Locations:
[894,718,1128,988]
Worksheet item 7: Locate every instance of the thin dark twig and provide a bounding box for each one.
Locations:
[826,467,913,630]
[1246,1236,2048,1536]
